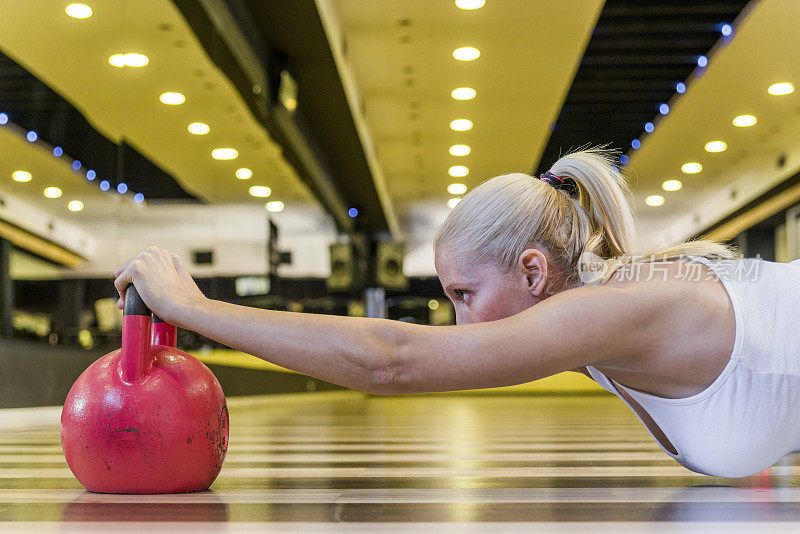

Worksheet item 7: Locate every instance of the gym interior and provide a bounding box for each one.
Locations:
[2,0,800,532]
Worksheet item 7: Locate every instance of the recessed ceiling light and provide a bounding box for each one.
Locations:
[451,87,476,100]
[450,119,473,131]
[159,92,186,105]
[249,186,272,198]
[67,200,84,212]
[43,187,62,199]
[447,197,462,209]
[455,0,485,9]
[428,299,439,310]
[235,168,253,179]
[65,3,92,19]
[732,114,757,127]
[265,201,284,212]
[449,144,471,156]
[11,170,32,182]
[447,183,468,195]
[768,82,794,96]
[109,53,149,68]
[662,179,683,191]
[211,148,238,160]
[645,195,665,207]
[453,46,480,61]
[448,165,469,178]
[187,122,210,135]
[108,54,126,68]
[681,162,703,174]
[124,53,149,67]
[704,141,727,152]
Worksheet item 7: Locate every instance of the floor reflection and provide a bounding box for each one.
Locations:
[60,490,230,522]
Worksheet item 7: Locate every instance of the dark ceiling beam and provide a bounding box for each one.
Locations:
[173,0,396,237]
[566,92,684,103]
[580,55,708,66]
[172,0,356,234]
[534,0,750,176]
[239,0,396,237]
[601,4,746,17]
[0,51,194,202]
[588,38,724,51]
[592,23,729,35]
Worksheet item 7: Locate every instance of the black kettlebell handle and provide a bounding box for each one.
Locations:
[123,285,151,317]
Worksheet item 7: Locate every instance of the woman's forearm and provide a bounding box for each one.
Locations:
[167,296,410,394]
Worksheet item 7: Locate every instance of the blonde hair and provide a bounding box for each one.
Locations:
[433,146,736,289]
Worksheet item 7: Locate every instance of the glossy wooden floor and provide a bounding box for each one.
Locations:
[1,390,799,533]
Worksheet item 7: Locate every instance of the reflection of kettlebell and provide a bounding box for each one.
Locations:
[60,285,229,494]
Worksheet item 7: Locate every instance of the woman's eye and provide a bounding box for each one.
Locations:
[453,289,468,300]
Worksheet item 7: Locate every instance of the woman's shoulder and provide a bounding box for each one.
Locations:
[601,256,712,289]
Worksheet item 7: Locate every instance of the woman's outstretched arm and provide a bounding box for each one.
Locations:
[114,247,663,395]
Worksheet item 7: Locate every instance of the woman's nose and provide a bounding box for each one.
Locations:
[454,311,472,326]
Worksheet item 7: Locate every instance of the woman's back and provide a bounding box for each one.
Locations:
[587,255,800,477]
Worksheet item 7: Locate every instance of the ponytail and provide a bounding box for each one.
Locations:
[433,145,737,291]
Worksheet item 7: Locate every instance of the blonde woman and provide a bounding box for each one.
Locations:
[113,148,800,478]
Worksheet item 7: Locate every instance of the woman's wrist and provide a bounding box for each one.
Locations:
[164,292,209,328]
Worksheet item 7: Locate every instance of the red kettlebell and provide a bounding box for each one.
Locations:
[60,284,229,494]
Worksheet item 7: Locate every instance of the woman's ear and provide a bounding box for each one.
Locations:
[518,248,548,296]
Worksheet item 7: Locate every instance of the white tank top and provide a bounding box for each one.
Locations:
[586,255,800,478]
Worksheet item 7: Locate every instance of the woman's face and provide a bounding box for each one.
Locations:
[435,247,545,325]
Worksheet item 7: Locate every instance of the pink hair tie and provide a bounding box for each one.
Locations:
[538,171,579,198]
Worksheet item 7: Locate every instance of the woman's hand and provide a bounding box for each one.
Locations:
[113,246,206,323]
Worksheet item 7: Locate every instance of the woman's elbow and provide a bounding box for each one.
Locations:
[362,325,415,395]
[365,365,403,395]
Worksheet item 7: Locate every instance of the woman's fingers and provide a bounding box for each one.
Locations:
[113,247,193,311]
[172,253,205,298]
[113,261,138,308]
[113,260,132,278]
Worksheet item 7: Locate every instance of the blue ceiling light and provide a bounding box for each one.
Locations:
[26,131,37,142]
[644,122,655,133]
[99,180,110,191]
[676,82,686,94]
[720,23,732,36]
[659,103,670,115]
[348,208,358,218]
[53,146,63,157]
[631,139,641,150]
[117,183,128,194]
[72,160,81,171]
[134,193,144,204]
[0,113,8,125]
[619,154,629,165]
[86,170,96,180]
[697,55,708,68]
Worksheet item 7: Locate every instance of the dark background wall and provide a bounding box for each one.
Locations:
[0,338,343,409]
